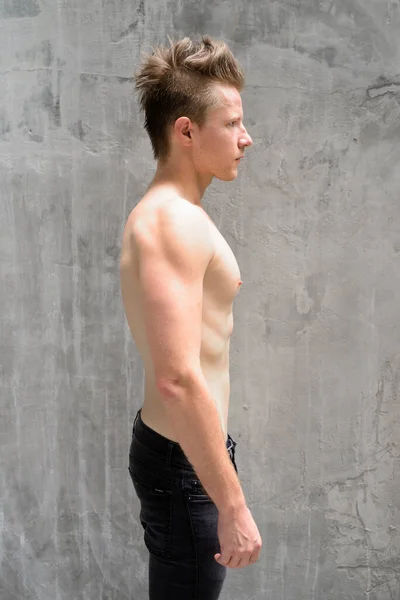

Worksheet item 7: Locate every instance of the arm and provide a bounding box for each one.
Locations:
[134,199,246,514]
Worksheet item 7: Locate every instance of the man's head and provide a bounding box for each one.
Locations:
[135,36,252,181]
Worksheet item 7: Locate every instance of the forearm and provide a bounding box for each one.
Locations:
[158,370,246,514]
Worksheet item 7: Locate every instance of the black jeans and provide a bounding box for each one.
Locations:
[128,408,238,600]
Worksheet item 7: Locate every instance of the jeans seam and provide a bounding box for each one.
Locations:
[163,504,172,558]
[185,494,200,600]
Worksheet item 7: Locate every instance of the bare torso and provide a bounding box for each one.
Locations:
[120,196,242,441]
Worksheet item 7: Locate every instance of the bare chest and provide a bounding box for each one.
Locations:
[204,223,242,306]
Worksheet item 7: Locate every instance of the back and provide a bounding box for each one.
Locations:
[120,195,242,440]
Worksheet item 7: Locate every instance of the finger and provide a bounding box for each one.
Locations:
[234,554,252,569]
[232,558,244,569]
[214,553,232,566]
[223,555,241,569]
[249,552,259,564]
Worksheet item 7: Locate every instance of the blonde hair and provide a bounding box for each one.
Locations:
[134,36,245,160]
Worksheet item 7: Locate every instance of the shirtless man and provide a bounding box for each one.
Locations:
[120,36,262,599]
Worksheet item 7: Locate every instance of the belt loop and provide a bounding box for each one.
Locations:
[132,408,140,435]
[228,434,238,473]
[166,442,174,468]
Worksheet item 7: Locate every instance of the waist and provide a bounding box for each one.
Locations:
[130,408,237,470]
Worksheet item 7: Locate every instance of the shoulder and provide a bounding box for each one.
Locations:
[129,196,213,252]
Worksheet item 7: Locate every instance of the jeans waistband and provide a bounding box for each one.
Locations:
[131,408,237,469]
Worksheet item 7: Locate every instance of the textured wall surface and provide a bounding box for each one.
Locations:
[1,1,400,599]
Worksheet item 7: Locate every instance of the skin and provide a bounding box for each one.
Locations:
[120,81,262,570]
[151,82,252,205]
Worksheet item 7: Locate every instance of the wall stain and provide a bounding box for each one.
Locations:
[294,44,338,67]
[0,111,11,137]
[116,76,135,84]
[111,0,145,44]
[42,40,53,67]
[41,83,61,128]
[111,20,140,44]
[69,120,86,142]
[364,77,400,104]
[0,0,40,18]
[28,130,44,143]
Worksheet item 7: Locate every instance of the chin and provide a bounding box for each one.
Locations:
[215,169,238,182]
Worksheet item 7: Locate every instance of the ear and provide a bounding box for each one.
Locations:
[174,116,193,147]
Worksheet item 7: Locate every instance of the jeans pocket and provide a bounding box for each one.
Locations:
[185,477,213,503]
[128,465,172,558]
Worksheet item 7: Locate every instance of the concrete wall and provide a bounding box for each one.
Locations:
[1,1,400,599]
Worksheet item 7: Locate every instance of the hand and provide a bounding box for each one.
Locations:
[214,504,262,569]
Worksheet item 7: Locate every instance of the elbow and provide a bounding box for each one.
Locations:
[156,381,181,400]
[156,367,201,399]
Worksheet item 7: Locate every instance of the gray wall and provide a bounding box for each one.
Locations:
[1,1,400,599]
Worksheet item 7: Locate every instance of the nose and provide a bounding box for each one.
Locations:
[239,127,253,149]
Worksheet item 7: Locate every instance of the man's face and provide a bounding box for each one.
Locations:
[192,83,253,181]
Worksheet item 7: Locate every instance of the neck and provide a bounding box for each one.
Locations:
[149,154,213,207]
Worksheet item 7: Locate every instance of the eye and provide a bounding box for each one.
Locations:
[228,120,237,127]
